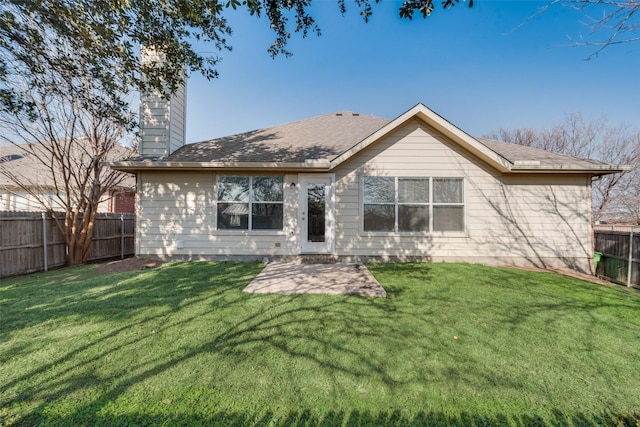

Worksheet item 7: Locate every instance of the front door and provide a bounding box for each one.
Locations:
[298,175,335,254]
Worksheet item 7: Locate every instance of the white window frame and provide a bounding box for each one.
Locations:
[361,176,466,234]
[215,175,284,232]
[431,177,466,233]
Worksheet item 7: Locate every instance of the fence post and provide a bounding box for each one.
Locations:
[42,212,48,272]
[628,229,634,288]
[120,214,125,259]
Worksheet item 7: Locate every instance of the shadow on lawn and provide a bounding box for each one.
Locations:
[15,408,640,426]
[1,261,253,330]
[2,262,640,426]
[0,263,259,400]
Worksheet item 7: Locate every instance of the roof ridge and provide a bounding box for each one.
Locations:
[192,110,389,145]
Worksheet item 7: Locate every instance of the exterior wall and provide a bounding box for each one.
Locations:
[0,188,113,213]
[332,118,593,273]
[136,171,298,259]
[139,49,186,158]
[139,85,185,158]
[110,190,136,214]
[168,83,186,155]
[0,189,9,210]
[135,118,594,272]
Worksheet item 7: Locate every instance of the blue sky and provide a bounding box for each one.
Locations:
[185,0,640,143]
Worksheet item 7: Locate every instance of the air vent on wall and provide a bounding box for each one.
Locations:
[0,154,23,163]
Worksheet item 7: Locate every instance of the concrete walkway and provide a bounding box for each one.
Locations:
[243,262,387,297]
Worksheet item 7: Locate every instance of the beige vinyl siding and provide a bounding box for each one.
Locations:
[139,49,166,157]
[139,48,185,157]
[0,190,8,210]
[135,117,594,271]
[136,171,298,258]
[168,83,186,155]
[0,188,111,212]
[139,85,185,157]
[139,94,171,157]
[332,118,593,272]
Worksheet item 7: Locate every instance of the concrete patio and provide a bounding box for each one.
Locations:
[243,262,387,297]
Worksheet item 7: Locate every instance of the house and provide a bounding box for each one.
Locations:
[110,90,626,274]
[0,142,135,213]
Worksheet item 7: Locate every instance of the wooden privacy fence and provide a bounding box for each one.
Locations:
[0,212,135,279]
[594,228,640,288]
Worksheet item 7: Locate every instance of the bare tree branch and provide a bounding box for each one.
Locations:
[486,112,640,224]
[0,41,134,266]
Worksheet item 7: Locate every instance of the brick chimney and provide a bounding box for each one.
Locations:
[139,48,186,158]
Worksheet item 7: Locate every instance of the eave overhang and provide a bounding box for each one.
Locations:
[329,104,630,176]
[509,164,631,175]
[108,160,332,172]
[109,103,630,177]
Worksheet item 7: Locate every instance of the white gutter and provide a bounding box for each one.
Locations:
[109,159,332,172]
[509,164,631,175]
[109,159,629,175]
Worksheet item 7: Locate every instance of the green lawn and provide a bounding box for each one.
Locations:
[1,262,639,426]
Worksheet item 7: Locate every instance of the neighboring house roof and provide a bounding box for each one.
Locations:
[110,103,628,175]
[0,141,135,188]
[222,204,250,215]
[0,146,50,187]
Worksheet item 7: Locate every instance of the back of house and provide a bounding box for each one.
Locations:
[111,96,626,274]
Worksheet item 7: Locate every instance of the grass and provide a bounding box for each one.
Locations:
[1,261,639,426]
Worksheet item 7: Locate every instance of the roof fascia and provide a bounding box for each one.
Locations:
[329,103,513,173]
[108,160,332,172]
[510,164,631,175]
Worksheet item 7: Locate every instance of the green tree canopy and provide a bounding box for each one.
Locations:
[0,0,471,127]
[3,0,636,129]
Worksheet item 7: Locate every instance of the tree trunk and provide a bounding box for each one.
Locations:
[67,243,88,266]
[63,207,97,266]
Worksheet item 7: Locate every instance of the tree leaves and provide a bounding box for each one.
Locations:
[399,0,472,20]
[0,38,134,264]
[1,0,233,127]
[1,0,468,128]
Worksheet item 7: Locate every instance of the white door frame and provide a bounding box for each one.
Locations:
[298,174,335,254]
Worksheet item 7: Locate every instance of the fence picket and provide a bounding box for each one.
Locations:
[0,212,135,278]
[594,228,640,288]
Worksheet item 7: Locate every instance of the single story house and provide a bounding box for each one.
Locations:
[110,89,626,273]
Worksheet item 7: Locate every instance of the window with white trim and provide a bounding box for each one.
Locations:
[363,176,464,233]
[217,176,284,230]
[432,178,465,232]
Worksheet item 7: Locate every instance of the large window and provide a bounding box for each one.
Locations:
[217,176,283,231]
[363,176,395,232]
[363,176,464,233]
[433,178,465,232]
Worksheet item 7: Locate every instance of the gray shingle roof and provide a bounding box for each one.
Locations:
[166,111,613,171]
[0,142,135,188]
[476,138,613,169]
[111,104,625,175]
[166,111,391,163]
